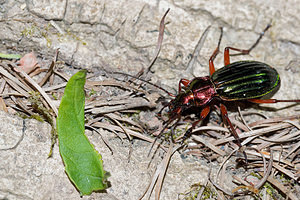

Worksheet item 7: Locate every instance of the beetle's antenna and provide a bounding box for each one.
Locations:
[108,71,176,97]
[230,23,272,56]
[148,115,179,157]
[247,23,272,53]
[186,25,211,71]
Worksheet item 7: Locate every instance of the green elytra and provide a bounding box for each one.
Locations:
[211,60,280,100]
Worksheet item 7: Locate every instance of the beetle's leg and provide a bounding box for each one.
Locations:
[179,78,190,92]
[209,28,224,76]
[248,99,300,103]
[181,106,210,141]
[219,104,242,147]
[224,24,271,66]
[220,104,248,162]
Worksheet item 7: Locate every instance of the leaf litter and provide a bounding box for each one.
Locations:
[0,9,299,200]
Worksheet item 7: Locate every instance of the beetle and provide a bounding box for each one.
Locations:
[160,24,300,150]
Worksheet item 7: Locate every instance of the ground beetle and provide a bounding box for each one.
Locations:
[162,24,300,151]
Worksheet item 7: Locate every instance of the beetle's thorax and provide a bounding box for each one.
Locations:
[168,76,216,115]
[185,76,216,106]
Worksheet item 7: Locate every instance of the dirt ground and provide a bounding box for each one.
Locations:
[0,0,300,199]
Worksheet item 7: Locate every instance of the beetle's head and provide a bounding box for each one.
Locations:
[167,93,192,117]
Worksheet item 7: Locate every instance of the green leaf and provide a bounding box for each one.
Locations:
[0,53,21,59]
[57,70,110,195]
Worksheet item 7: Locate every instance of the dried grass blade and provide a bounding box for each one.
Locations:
[145,8,169,74]
[92,122,159,145]
[256,129,290,150]
[104,114,132,140]
[186,25,211,71]
[43,82,67,92]
[17,70,58,116]
[232,175,251,187]
[257,171,298,200]
[85,125,114,154]
[54,70,69,82]
[88,97,155,114]
[0,92,24,97]
[246,150,293,167]
[0,65,31,91]
[39,60,55,86]
[87,79,148,94]
[209,171,232,196]
[105,112,144,131]
[0,78,6,92]
[237,106,252,131]
[10,95,33,115]
[213,123,291,146]
[283,120,300,130]
[140,145,180,200]
[216,148,238,177]
[249,115,300,127]
[0,68,30,97]
[192,135,226,156]
[87,97,149,108]
[140,165,160,200]
[3,77,29,97]
[260,130,300,143]
[255,151,273,189]
[0,97,8,112]
[284,141,300,159]
[192,126,229,133]
[230,118,250,132]
[272,162,297,181]
[155,142,174,200]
